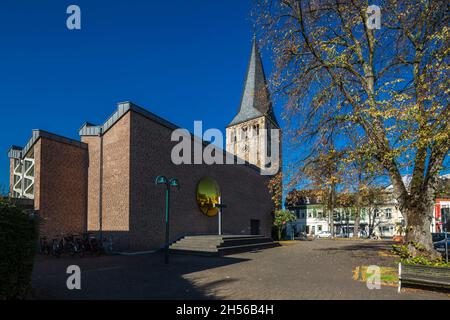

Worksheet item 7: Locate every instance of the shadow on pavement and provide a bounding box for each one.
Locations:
[32,252,249,300]
[314,240,395,253]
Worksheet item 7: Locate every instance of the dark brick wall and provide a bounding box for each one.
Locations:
[100,112,131,235]
[38,108,274,251]
[81,135,101,231]
[128,110,273,251]
[81,113,133,248]
[35,138,88,238]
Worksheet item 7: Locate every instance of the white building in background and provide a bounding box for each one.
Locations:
[287,175,450,238]
[288,199,404,238]
[292,201,329,235]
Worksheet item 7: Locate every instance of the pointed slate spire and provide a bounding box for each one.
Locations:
[228,37,279,128]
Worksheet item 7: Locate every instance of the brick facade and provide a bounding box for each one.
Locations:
[77,108,274,251]
[33,138,88,238]
[125,111,273,251]
[9,104,275,251]
[8,37,278,251]
[80,135,101,231]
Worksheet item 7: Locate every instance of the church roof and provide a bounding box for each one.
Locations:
[228,37,279,128]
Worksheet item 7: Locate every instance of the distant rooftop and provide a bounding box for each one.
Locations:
[8,130,87,159]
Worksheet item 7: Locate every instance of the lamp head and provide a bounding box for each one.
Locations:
[169,178,180,189]
[155,175,168,186]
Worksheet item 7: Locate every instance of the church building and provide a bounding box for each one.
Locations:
[226,38,281,171]
[7,38,281,251]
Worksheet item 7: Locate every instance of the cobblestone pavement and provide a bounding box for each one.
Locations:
[32,239,449,300]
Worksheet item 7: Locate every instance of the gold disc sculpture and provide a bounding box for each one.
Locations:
[196,177,221,217]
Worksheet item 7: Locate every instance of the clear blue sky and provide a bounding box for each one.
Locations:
[0,0,284,189]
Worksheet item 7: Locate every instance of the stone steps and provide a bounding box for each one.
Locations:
[169,235,278,256]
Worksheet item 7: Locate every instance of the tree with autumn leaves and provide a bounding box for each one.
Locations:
[268,172,283,210]
[257,0,449,259]
[268,173,297,240]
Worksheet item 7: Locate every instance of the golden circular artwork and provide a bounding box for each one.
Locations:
[196,177,221,217]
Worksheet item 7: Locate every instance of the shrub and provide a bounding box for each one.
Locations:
[0,200,38,299]
[273,210,296,240]
[392,243,450,268]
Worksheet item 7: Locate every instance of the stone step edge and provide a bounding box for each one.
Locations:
[218,242,278,251]
[170,241,277,253]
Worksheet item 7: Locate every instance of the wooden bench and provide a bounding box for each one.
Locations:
[398,263,450,293]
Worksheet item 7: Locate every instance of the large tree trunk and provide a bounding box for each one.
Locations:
[328,185,335,237]
[353,209,361,238]
[386,159,442,260]
[353,193,362,238]
[402,197,441,260]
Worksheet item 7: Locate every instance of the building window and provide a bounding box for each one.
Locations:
[385,208,392,219]
[318,225,322,232]
[253,124,260,136]
[242,127,248,140]
[374,209,379,218]
[231,130,236,143]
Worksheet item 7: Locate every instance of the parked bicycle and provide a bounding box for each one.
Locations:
[45,234,82,258]
[81,232,104,256]
[50,236,63,258]
[39,237,51,255]
[62,234,84,257]
[41,233,106,258]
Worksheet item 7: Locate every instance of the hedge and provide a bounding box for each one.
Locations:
[0,199,38,299]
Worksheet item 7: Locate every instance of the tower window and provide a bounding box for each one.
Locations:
[230,130,236,143]
[253,124,260,136]
[242,127,248,140]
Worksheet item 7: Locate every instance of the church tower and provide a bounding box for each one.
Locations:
[226,37,281,173]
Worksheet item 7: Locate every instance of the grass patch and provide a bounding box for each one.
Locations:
[353,265,398,286]
[278,240,298,246]
[378,250,397,258]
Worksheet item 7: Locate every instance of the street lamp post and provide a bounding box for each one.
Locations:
[214,199,227,236]
[155,175,180,264]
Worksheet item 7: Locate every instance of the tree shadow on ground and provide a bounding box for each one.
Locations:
[312,240,400,269]
[31,252,249,300]
[314,240,395,254]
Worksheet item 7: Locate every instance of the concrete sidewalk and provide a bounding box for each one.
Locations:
[31,239,450,300]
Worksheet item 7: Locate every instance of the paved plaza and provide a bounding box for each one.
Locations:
[32,239,449,300]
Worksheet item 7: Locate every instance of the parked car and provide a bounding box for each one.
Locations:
[315,231,332,239]
[434,239,450,256]
[295,232,308,241]
[432,233,446,243]
[370,232,381,240]
[334,232,354,238]
[359,230,368,238]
